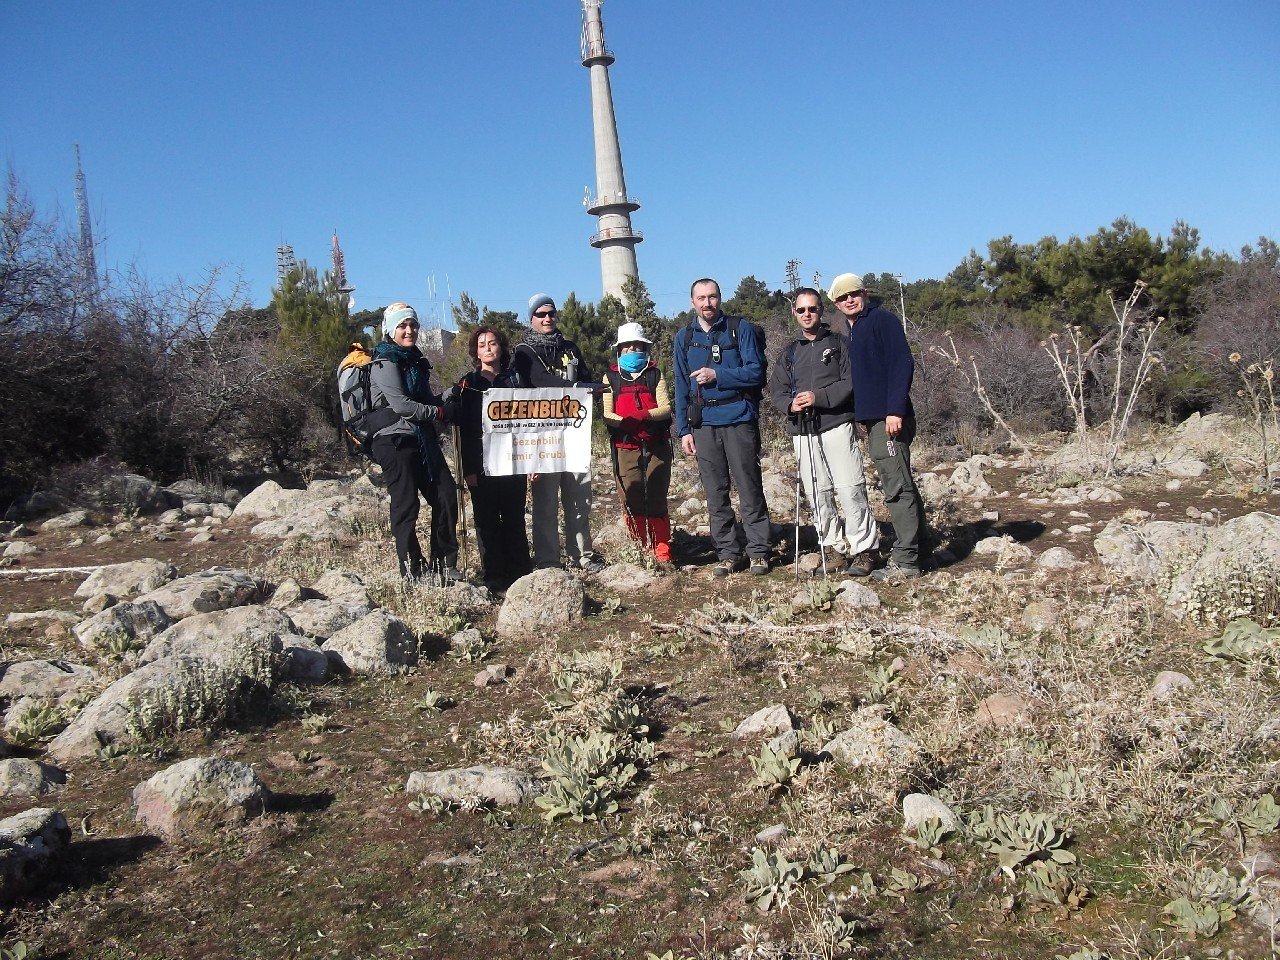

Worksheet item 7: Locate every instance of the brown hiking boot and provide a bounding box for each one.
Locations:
[848,551,876,577]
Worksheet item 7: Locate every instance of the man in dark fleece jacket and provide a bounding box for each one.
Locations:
[769,287,879,576]
[829,273,926,579]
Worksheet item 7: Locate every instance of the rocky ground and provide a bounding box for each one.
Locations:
[1,413,1278,960]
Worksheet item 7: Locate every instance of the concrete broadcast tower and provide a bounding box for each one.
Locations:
[580,0,642,300]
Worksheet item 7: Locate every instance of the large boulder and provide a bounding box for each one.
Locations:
[821,708,924,775]
[284,598,370,640]
[280,640,332,684]
[138,605,290,682]
[73,600,173,652]
[89,474,178,513]
[42,510,89,531]
[1093,519,1210,583]
[405,766,539,808]
[75,559,178,600]
[322,611,418,674]
[592,562,661,593]
[132,757,270,839]
[495,569,584,638]
[134,568,265,620]
[249,493,382,541]
[231,481,306,521]
[0,808,71,905]
[1166,512,1280,615]
[48,656,267,761]
[0,759,67,798]
[0,660,97,702]
[310,570,372,608]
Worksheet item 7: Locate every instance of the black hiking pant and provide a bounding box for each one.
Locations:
[472,473,531,589]
[371,433,458,578]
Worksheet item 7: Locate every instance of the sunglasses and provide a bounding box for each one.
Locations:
[835,291,865,302]
[533,309,558,318]
[794,306,820,315]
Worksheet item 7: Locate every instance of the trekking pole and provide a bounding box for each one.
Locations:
[638,439,651,554]
[805,415,828,578]
[793,459,803,582]
[452,419,469,578]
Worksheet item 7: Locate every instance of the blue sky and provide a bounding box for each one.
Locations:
[3,1,1277,323]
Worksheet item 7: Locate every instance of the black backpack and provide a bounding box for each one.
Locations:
[677,315,768,401]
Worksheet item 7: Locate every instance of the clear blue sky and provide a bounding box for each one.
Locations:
[3,1,1277,324]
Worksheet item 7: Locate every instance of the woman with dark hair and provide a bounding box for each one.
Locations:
[456,324,532,591]
[368,302,461,582]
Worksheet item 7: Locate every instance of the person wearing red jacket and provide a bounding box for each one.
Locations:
[602,322,674,568]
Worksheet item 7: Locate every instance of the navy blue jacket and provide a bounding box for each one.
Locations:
[843,303,915,421]
[673,313,765,435]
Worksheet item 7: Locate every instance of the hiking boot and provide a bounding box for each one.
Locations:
[869,561,922,583]
[848,551,876,578]
[580,554,606,575]
[439,566,465,584]
[713,556,748,577]
[748,558,770,576]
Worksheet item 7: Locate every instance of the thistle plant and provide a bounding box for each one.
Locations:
[1229,352,1279,489]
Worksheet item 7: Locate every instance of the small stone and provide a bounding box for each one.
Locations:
[66,538,84,548]
[1186,506,1202,519]
[1036,547,1081,570]
[767,730,802,759]
[190,532,213,544]
[981,511,1000,522]
[3,542,36,559]
[94,534,114,545]
[1151,671,1194,700]
[132,757,270,839]
[473,664,510,688]
[1166,479,1182,491]
[1156,501,1171,508]
[42,510,89,531]
[733,704,793,740]
[835,581,881,609]
[755,824,789,847]
[902,793,958,832]
[976,693,1032,728]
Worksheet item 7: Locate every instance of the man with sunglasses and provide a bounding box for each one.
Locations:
[829,273,925,580]
[513,293,605,574]
[769,288,878,576]
[673,277,772,577]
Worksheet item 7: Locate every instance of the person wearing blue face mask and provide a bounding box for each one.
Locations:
[602,322,674,568]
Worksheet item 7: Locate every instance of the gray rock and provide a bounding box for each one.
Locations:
[75,558,178,600]
[1093,519,1210,583]
[405,765,539,807]
[835,581,882,610]
[267,578,305,609]
[0,808,71,905]
[977,693,1032,728]
[42,510,90,531]
[950,460,995,498]
[92,474,177,513]
[81,593,116,614]
[733,704,793,740]
[767,730,802,759]
[1151,671,1195,700]
[902,793,958,832]
[310,569,372,608]
[280,642,332,684]
[48,656,263,761]
[473,664,511,688]
[821,709,923,772]
[495,569,584,638]
[593,562,660,592]
[0,759,67,798]
[132,757,270,839]
[182,502,213,518]
[449,628,484,652]
[1166,513,1280,616]
[5,610,80,627]
[285,598,369,640]
[1021,600,1061,633]
[3,541,36,559]
[0,660,97,702]
[322,610,418,675]
[755,823,790,847]
[139,605,290,681]
[1036,547,1081,570]
[972,535,1032,561]
[1164,458,1210,479]
[134,567,265,620]
[249,493,381,541]
[73,599,174,651]
[231,480,307,520]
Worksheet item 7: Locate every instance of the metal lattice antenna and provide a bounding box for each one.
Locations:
[812,271,823,291]
[73,144,99,303]
[276,243,298,284]
[580,0,642,300]
[331,229,355,304]
[785,259,801,292]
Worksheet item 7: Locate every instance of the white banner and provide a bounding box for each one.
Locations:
[482,387,593,476]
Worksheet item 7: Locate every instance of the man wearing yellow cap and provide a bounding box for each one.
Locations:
[828,273,925,580]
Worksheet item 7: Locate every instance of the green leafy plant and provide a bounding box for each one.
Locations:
[886,867,927,895]
[8,700,66,746]
[967,806,1077,878]
[0,942,34,960]
[739,847,805,911]
[408,793,450,815]
[910,816,954,854]
[452,633,492,663]
[865,659,903,705]
[806,844,856,886]
[1163,866,1253,937]
[300,712,337,734]
[546,650,623,709]
[1049,766,1088,803]
[414,689,453,712]
[1203,617,1280,661]
[749,742,801,793]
